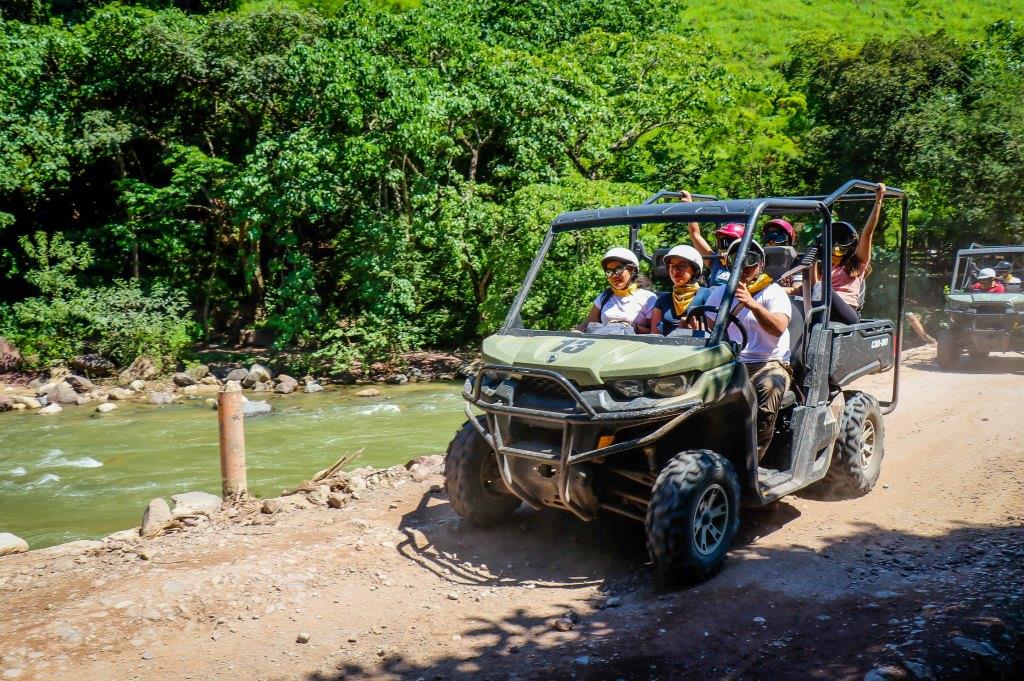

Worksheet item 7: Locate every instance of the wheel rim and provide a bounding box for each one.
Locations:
[691,483,729,556]
[860,418,876,466]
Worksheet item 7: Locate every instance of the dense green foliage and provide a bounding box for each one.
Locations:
[1,1,1022,371]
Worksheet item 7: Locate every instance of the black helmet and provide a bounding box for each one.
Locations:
[995,260,1013,272]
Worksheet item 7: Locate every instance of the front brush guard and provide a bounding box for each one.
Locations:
[462,364,702,519]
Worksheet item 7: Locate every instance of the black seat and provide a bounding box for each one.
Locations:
[764,246,797,282]
[779,301,805,409]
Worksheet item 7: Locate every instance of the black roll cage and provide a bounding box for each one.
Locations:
[950,244,1024,292]
[499,180,910,414]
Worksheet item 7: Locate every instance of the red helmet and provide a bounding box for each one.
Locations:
[715,223,745,240]
[763,218,795,245]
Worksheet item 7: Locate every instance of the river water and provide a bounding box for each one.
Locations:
[0,383,466,549]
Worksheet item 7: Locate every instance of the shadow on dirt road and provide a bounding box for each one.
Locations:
[308,492,1023,681]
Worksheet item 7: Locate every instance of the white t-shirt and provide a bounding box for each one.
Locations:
[593,289,657,327]
[703,283,792,363]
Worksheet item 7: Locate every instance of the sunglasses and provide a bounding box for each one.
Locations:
[764,230,790,245]
[604,265,630,277]
[728,252,764,269]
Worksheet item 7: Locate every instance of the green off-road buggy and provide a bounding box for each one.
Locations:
[444,180,909,583]
[937,245,1024,369]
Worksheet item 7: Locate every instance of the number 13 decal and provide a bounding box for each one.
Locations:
[552,339,595,354]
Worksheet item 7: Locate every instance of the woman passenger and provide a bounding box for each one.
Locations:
[650,245,706,335]
[813,183,887,324]
[578,247,657,333]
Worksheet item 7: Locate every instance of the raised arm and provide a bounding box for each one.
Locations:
[681,190,713,256]
[855,183,886,267]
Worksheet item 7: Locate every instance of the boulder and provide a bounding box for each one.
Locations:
[0,337,23,372]
[274,374,298,394]
[170,491,222,518]
[171,372,197,387]
[243,363,272,388]
[305,485,331,506]
[96,402,117,413]
[354,388,381,398]
[129,379,146,392]
[70,354,115,378]
[65,375,95,394]
[106,387,134,401]
[385,374,408,385]
[241,400,272,417]
[141,498,172,537]
[49,364,70,380]
[0,532,29,556]
[148,392,178,405]
[186,364,210,381]
[199,375,220,386]
[225,368,249,383]
[38,402,63,415]
[12,395,42,409]
[327,492,349,508]
[183,384,220,397]
[304,381,324,394]
[253,381,273,392]
[118,356,157,385]
[261,496,308,514]
[0,394,12,412]
[49,381,86,405]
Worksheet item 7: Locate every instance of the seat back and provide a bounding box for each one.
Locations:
[652,247,670,279]
[787,301,806,381]
[764,246,797,282]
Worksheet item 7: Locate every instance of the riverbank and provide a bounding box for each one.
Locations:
[0,381,466,550]
[1,345,1023,680]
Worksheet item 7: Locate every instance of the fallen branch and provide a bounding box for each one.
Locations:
[280,450,363,496]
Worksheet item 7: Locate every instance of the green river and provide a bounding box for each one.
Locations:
[0,383,465,549]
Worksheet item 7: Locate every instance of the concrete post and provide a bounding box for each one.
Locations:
[217,388,247,498]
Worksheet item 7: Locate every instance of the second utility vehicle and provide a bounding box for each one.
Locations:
[937,245,1024,368]
[445,181,908,582]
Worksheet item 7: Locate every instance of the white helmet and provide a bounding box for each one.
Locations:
[601,247,639,268]
[978,268,996,279]
[663,245,703,275]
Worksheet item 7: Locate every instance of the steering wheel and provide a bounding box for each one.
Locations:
[683,304,749,352]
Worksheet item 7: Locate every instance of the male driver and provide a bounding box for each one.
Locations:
[971,268,1005,293]
[704,240,793,460]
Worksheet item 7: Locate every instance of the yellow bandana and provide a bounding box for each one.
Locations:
[746,273,774,295]
[672,283,701,317]
[612,283,639,297]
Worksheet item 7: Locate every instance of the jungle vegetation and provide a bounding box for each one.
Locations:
[1,1,1022,371]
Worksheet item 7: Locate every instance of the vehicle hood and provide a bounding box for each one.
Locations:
[481,333,734,387]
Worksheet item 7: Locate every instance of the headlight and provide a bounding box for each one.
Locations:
[610,380,645,398]
[646,374,692,397]
[610,374,692,399]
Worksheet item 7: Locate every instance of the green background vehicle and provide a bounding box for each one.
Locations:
[445,180,908,583]
[937,245,1024,369]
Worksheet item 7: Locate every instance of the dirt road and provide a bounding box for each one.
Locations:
[2,346,1023,680]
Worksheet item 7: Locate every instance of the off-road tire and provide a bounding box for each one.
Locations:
[444,418,521,526]
[936,329,960,369]
[645,450,741,584]
[818,391,885,498]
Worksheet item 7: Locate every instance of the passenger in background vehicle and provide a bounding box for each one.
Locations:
[650,245,708,336]
[971,268,1005,293]
[812,183,887,324]
[995,261,1021,285]
[578,247,657,333]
